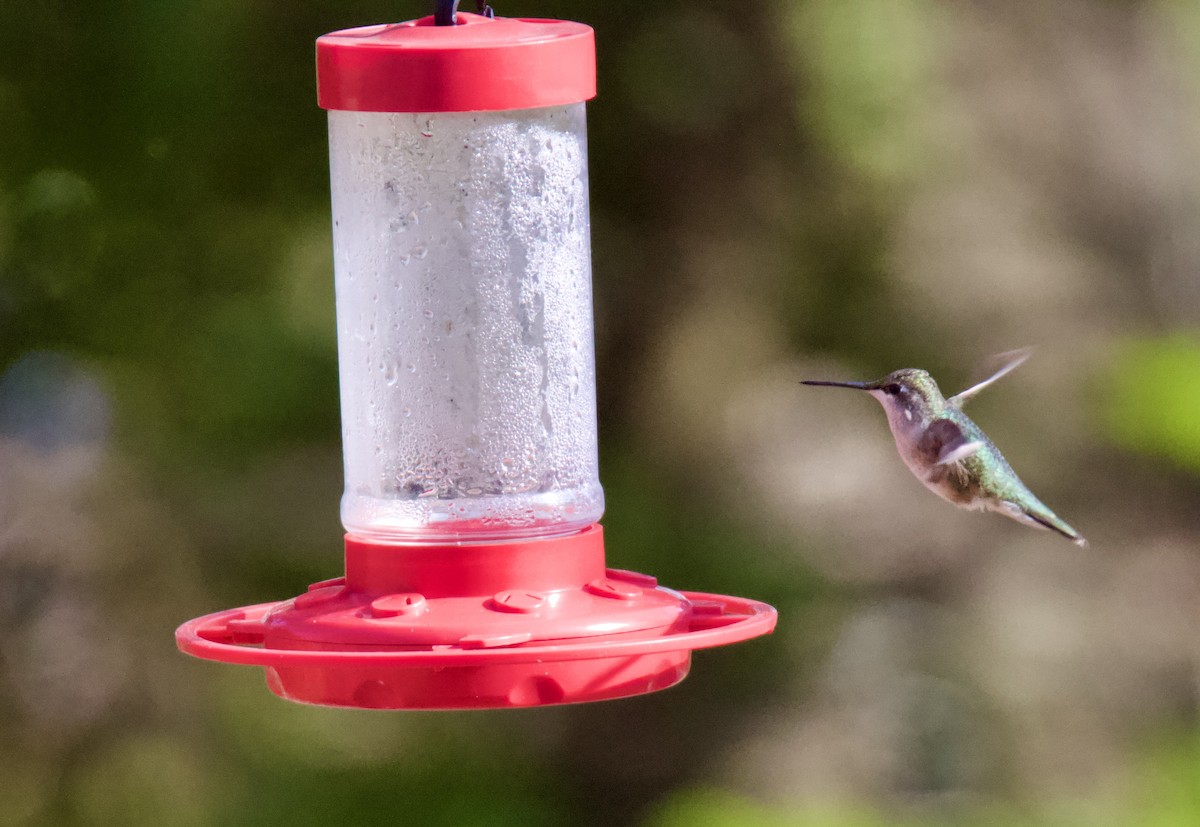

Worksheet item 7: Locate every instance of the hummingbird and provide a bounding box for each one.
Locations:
[802,350,1086,546]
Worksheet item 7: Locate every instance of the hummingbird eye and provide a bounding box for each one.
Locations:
[884,383,903,395]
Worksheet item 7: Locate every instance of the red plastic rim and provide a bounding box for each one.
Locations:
[176,588,774,708]
[177,589,776,668]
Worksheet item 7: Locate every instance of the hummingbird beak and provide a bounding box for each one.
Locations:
[800,380,873,390]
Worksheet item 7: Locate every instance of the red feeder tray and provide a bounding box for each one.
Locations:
[176,526,776,708]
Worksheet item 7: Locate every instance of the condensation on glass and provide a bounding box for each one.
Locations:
[328,104,604,541]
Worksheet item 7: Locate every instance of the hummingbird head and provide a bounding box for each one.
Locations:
[802,368,945,435]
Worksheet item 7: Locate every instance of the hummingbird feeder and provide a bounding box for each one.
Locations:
[175,4,776,709]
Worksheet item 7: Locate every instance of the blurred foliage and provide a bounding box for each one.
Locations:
[1106,335,1200,474]
[3,0,1200,825]
[650,732,1200,827]
[788,0,942,187]
[1133,732,1200,827]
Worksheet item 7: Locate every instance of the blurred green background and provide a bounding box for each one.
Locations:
[3,0,1200,824]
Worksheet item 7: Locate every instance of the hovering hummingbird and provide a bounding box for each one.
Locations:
[802,350,1086,546]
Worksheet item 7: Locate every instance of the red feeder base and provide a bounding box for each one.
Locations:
[175,525,776,709]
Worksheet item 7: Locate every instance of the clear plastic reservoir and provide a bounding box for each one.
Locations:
[328,103,604,541]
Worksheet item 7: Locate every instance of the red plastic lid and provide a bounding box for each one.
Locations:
[317,13,596,113]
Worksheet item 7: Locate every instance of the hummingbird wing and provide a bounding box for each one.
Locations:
[947,347,1032,408]
[919,418,984,466]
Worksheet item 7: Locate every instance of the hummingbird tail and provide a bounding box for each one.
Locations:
[1026,510,1087,548]
[996,500,1087,547]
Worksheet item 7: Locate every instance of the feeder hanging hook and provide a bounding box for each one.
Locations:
[435,0,495,26]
